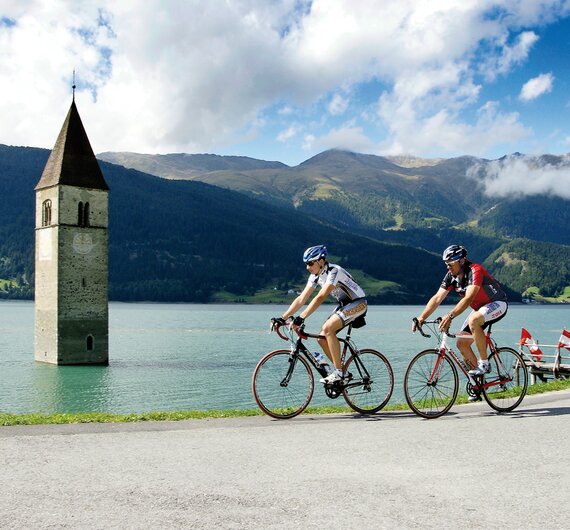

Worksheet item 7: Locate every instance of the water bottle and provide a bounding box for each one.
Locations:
[311,351,324,364]
[312,352,331,376]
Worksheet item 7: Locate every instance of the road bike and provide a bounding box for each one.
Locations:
[403,318,528,419]
[252,318,394,419]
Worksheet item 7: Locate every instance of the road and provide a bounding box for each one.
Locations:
[1,390,569,529]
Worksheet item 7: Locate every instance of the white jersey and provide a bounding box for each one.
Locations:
[307,263,366,306]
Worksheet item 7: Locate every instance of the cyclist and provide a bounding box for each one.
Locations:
[279,245,367,384]
[412,244,508,378]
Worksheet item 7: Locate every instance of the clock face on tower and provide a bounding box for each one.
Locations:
[72,233,95,254]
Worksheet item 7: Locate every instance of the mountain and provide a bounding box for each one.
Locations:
[1,144,569,303]
[98,148,570,247]
[98,151,287,179]
[0,144,444,303]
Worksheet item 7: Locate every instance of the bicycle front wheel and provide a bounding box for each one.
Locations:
[404,349,459,419]
[482,347,528,413]
[342,349,394,414]
[252,349,314,419]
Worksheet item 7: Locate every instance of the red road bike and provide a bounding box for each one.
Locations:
[403,318,528,419]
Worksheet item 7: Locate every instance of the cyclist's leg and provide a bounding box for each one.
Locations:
[318,314,344,370]
[458,302,508,364]
[456,315,478,370]
[319,299,367,371]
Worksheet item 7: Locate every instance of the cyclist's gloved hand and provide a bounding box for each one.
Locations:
[271,317,286,325]
[412,317,421,332]
[292,316,305,327]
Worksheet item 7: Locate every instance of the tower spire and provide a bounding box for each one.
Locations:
[72,69,76,101]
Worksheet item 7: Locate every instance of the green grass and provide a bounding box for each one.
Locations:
[523,285,570,304]
[1,377,568,426]
[211,271,401,304]
[0,278,18,290]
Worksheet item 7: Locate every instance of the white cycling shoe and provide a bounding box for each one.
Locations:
[319,370,344,384]
[468,360,491,377]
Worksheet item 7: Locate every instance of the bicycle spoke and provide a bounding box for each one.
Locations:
[482,347,528,413]
[342,349,394,414]
[404,349,458,418]
[252,350,314,419]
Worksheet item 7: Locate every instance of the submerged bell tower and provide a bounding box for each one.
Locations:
[34,97,110,364]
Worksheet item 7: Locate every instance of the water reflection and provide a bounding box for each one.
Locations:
[31,363,111,413]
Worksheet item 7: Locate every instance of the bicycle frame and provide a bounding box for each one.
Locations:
[420,320,513,394]
[254,318,395,418]
[272,320,372,392]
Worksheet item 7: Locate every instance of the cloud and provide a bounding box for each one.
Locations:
[327,93,348,116]
[0,0,569,162]
[277,123,302,142]
[308,124,376,154]
[519,73,555,101]
[467,154,570,199]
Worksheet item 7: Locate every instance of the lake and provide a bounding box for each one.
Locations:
[1,300,568,414]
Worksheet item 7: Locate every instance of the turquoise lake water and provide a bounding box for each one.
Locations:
[1,300,568,414]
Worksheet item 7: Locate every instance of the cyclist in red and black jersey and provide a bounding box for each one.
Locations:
[413,245,508,377]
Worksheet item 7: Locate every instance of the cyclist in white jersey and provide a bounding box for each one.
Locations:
[280,245,367,384]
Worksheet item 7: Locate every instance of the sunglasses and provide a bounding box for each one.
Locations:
[306,260,317,266]
[445,260,460,267]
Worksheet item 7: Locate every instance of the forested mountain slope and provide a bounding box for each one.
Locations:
[1,144,568,302]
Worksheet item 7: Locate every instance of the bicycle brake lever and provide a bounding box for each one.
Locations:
[413,318,431,338]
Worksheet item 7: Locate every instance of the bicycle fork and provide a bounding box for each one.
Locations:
[427,350,448,386]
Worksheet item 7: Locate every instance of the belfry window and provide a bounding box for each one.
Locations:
[42,200,52,226]
[78,202,90,227]
[86,335,94,351]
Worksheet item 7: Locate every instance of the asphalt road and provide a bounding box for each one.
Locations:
[1,390,570,529]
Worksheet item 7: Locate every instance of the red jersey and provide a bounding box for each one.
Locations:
[441,262,507,310]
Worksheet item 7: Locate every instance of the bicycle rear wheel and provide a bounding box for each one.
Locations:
[404,349,459,419]
[482,347,528,412]
[342,349,394,413]
[252,349,314,419]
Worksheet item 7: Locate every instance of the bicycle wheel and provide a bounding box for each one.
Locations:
[252,349,314,419]
[482,347,528,412]
[404,349,459,419]
[342,349,394,414]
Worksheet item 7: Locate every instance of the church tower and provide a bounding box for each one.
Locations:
[34,99,109,364]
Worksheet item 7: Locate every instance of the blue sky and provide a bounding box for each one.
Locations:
[1,0,570,169]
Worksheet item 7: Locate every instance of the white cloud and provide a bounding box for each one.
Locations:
[0,0,569,161]
[519,73,555,101]
[328,93,348,116]
[309,124,376,154]
[277,123,301,142]
[467,155,570,199]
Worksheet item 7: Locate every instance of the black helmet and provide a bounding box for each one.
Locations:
[442,245,467,262]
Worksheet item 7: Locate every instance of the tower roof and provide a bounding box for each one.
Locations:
[35,101,109,191]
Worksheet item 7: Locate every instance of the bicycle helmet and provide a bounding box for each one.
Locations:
[442,244,467,262]
[303,245,327,263]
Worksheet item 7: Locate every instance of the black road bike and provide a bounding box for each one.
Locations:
[252,318,394,419]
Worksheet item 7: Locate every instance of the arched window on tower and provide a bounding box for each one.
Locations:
[78,202,90,227]
[86,335,94,351]
[42,200,52,226]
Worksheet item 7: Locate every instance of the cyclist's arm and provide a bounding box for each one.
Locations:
[299,283,335,321]
[439,284,480,330]
[418,287,449,323]
[281,283,314,319]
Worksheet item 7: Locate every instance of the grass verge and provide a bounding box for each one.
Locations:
[1,377,569,427]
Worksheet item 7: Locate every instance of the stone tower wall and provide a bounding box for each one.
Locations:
[35,185,109,364]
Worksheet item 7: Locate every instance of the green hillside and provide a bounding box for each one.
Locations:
[0,144,443,303]
[1,144,568,303]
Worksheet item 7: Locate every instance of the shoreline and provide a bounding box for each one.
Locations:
[2,378,570,427]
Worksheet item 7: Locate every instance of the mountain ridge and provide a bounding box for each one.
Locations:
[1,144,568,303]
